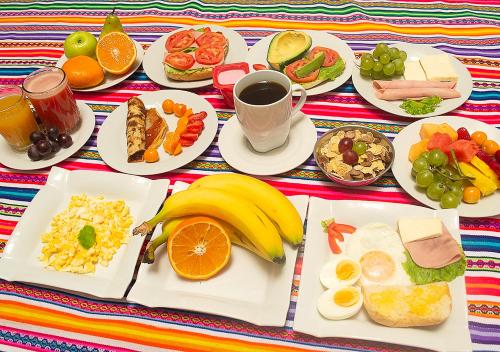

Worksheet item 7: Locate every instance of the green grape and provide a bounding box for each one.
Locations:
[389,47,400,60]
[428,149,447,167]
[399,50,407,61]
[361,53,372,61]
[412,157,429,172]
[393,59,404,72]
[416,170,434,188]
[411,168,418,177]
[440,192,460,209]
[361,57,374,70]
[420,151,430,160]
[395,64,405,76]
[360,68,372,77]
[352,141,367,155]
[376,43,389,54]
[372,48,381,59]
[383,62,396,76]
[372,61,383,72]
[433,171,446,184]
[372,70,383,80]
[379,53,390,64]
[426,182,446,201]
[448,182,464,198]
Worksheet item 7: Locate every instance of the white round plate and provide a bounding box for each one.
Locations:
[218,112,317,176]
[392,115,500,218]
[0,101,95,170]
[56,39,144,92]
[246,30,355,96]
[352,43,473,118]
[97,90,217,176]
[143,25,248,89]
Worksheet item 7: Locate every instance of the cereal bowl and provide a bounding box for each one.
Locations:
[314,125,395,186]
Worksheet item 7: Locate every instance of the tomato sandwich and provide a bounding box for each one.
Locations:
[164,27,229,81]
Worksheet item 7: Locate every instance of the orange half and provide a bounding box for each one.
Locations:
[167,216,231,280]
[96,32,136,75]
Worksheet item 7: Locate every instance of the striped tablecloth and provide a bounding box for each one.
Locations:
[1,1,499,351]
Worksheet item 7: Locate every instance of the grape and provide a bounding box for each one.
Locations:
[428,149,447,167]
[416,170,434,188]
[383,62,395,76]
[361,53,372,61]
[448,182,463,198]
[379,53,390,64]
[412,157,429,172]
[36,140,51,156]
[30,131,45,144]
[372,61,383,72]
[58,134,73,148]
[361,57,374,70]
[440,192,460,209]
[49,140,61,154]
[426,182,446,201]
[393,58,404,72]
[338,137,353,153]
[27,145,42,161]
[352,141,367,155]
[47,127,59,142]
[389,47,400,60]
[376,43,389,54]
[372,48,381,59]
[399,50,407,61]
[360,68,372,77]
[420,151,430,160]
[395,65,405,76]
[372,71,383,80]
[411,168,418,177]
[342,150,359,165]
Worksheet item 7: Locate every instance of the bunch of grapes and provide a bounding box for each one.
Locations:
[27,127,73,161]
[411,149,469,209]
[360,43,407,80]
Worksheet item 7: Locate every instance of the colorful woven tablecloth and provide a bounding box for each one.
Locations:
[1,1,499,351]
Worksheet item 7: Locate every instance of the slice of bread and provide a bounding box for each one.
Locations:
[164,65,213,81]
[363,282,452,327]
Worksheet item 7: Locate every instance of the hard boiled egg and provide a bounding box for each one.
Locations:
[319,255,361,288]
[317,286,363,320]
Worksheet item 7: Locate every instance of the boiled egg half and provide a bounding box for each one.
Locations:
[317,285,363,320]
[319,255,361,288]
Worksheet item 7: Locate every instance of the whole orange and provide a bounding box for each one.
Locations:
[62,55,104,89]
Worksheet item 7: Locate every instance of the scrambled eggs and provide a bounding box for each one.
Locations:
[40,194,133,274]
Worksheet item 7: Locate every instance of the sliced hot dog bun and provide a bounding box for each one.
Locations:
[363,282,452,327]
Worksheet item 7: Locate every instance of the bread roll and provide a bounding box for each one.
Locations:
[363,282,451,327]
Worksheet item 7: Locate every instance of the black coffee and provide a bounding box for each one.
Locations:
[238,81,287,105]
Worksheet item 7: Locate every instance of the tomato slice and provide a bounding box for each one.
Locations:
[195,45,225,65]
[165,30,195,53]
[196,31,227,47]
[253,64,268,71]
[165,52,195,70]
[285,60,319,83]
[307,46,339,67]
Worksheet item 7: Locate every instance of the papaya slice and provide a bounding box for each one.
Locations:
[163,132,180,155]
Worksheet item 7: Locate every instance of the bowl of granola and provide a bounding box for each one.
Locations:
[314,125,394,186]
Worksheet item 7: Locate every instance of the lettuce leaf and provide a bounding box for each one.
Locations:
[402,250,466,285]
[400,96,442,115]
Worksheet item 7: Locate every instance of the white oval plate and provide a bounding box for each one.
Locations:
[97,90,218,176]
[352,43,473,118]
[56,39,144,92]
[143,25,248,89]
[392,115,500,218]
[0,101,95,170]
[246,30,355,96]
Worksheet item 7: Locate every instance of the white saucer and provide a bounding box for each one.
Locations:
[0,101,95,170]
[218,112,317,176]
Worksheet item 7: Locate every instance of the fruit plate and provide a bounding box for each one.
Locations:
[392,115,500,218]
[55,39,144,92]
[143,25,248,89]
[97,90,218,176]
[352,43,473,118]
[294,197,471,352]
[245,30,355,96]
[0,167,169,299]
[0,101,95,171]
[127,181,309,327]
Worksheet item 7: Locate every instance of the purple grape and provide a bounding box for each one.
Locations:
[49,140,61,154]
[338,137,353,153]
[36,140,51,156]
[27,145,42,161]
[47,127,60,142]
[342,150,359,165]
[58,134,73,148]
[29,131,45,144]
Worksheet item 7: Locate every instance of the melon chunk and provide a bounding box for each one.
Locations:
[420,123,458,142]
[470,156,500,188]
[408,138,429,162]
[459,162,497,196]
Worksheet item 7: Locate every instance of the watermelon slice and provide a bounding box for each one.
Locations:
[427,132,452,151]
[443,139,480,163]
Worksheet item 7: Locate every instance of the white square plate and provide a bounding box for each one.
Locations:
[294,197,472,352]
[127,181,309,326]
[0,167,169,299]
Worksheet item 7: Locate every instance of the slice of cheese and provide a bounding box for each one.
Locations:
[404,61,427,81]
[398,217,443,243]
[419,54,458,82]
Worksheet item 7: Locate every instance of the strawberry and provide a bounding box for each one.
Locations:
[187,112,207,122]
[457,127,471,140]
[186,120,204,134]
[179,137,195,147]
[180,133,199,141]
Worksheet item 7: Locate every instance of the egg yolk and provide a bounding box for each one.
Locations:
[333,287,360,307]
[360,250,395,282]
[336,259,359,281]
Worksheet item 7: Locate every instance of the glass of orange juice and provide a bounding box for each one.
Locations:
[0,85,39,151]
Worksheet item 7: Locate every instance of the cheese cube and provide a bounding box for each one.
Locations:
[404,61,427,81]
[420,54,458,82]
[398,217,443,243]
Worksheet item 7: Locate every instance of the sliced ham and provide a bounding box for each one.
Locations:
[373,80,460,101]
[373,80,457,90]
[403,224,463,269]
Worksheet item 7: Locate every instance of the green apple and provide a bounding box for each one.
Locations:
[64,31,97,58]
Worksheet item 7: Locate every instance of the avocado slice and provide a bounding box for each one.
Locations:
[295,52,325,78]
[267,30,312,71]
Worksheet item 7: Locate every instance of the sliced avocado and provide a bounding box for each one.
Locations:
[295,52,325,78]
[267,30,312,71]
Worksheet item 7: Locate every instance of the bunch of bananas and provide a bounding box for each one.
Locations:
[133,173,303,264]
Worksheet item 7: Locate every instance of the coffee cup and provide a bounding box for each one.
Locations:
[233,70,307,153]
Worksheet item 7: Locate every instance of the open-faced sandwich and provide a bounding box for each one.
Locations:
[163,27,229,81]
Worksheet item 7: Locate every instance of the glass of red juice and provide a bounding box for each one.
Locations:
[22,67,80,133]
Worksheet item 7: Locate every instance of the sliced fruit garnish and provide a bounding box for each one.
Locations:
[96,32,136,75]
[165,30,195,53]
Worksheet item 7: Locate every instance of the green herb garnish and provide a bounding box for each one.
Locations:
[78,225,96,250]
[400,96,443,115]
[320,218,335,232]
[402,250,466,285]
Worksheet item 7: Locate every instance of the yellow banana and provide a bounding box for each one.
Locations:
[189,173,303,246]
[133,188,285,263]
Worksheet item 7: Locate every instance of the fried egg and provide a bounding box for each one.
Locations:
[345,223,411,286]
[319,255,361,288]
[317,285,363,320]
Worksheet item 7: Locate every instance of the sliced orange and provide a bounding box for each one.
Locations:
[167,216,231,280]
[96,32,136,75]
